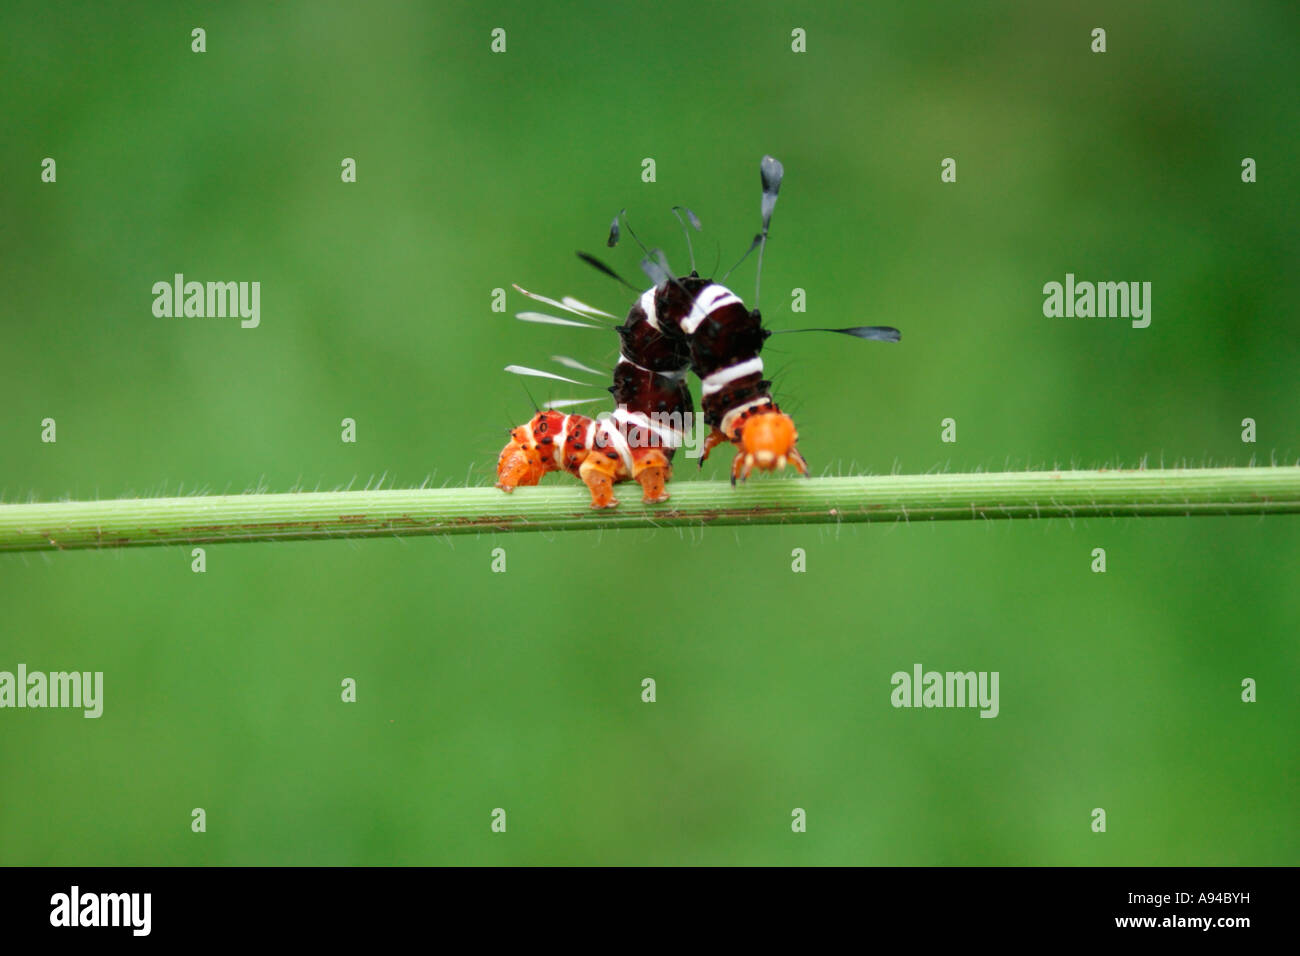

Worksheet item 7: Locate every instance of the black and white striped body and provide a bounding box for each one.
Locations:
[636,275,775,438]
[501,156,898,499]
[611,286,693,456]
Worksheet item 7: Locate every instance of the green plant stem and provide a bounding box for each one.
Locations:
[1,467,1298,552]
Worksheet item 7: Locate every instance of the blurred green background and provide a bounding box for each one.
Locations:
[2,0,1297,865]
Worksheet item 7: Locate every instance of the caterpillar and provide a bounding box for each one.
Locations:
[496,157,900,509]
[496,406,672,510]
[495,303,691,509]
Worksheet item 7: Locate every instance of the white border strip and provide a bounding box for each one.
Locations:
[720,397,774,437]
[702,357,764,396]
[680,284,743,335]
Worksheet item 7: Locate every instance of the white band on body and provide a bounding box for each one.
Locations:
[720,397,774,437]
[613,406,683,449]
[702,357,764,396]
[680,284,744,336]
[598,418,635,475]
[555,414,570,468]
[618,355,691,380]
[639,288,659,331]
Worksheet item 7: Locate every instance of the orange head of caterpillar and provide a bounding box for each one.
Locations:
[495,410,566,492]
[733,408,809,483]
